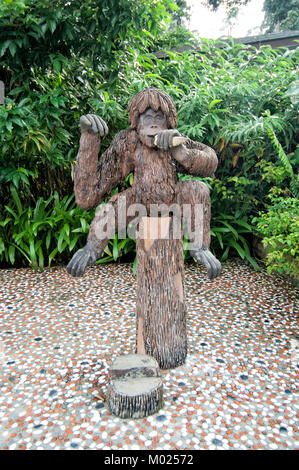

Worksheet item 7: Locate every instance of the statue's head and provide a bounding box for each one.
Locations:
[128,88,177,148]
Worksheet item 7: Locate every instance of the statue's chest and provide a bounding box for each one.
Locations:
[133,147,177,205]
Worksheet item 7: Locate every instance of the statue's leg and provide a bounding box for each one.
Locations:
[175,180,221,280]
[67,189,135,277]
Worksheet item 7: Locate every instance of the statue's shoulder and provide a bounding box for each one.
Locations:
[111,128,138,152]
[111,128,137,142]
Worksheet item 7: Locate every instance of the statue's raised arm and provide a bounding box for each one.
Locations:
[74,115,135,210]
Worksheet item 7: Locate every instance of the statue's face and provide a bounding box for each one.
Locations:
[137,108,168,148]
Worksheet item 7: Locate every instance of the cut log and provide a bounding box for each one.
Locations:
[136,216,187,369]
[107,354,163,419]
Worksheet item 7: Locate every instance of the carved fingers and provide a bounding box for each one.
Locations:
[190,247,222,280]
[66,242,97,277]
[154,130,180,151]
[80,114,109,136]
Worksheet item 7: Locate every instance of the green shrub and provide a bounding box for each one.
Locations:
[252,157,299,279]
[0,186,93,269]
[253,189,299,278]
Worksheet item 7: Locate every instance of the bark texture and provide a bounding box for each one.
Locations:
[136,217,187,369]
[107,354,163,419]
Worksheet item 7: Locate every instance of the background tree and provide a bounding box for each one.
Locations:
[170,0,191,26]
[262,0,299,32]
[204,0,250,12]
[205,0,299,34]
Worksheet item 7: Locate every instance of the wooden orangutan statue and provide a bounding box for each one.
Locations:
[67,88,221,279]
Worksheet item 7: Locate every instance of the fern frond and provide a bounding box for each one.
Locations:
[265,125,298,197]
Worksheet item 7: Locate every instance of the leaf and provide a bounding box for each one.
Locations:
[219,138,225,152]
[0,217,12,227]
[8,41,16,57]
[233,149,241,168]
[209,99,222,110]
[39,95,49,104]
[46,231,51,250]
[48,247,58,265]
[112,235,119,261]
[57,231,65,252]
[6,121,13,132]
[221,245,230,261]
[38,246,44,270]
[29,239,37,264]
[48,20,57,34]
[215,231,223,249]
[96,255,113,264]
[133,255,137,276]
[32,221,47,234]
[4,205,17,219]
[229,240,245,259]
[220,221,238,239]
[63,223,70,238]
[80,218,89,232]
[69,235,80,251]
[10,186,23,215]
[53,60,61,73]
[283,85,299,99]
[104,246,112,256]
[0,40,10,57]
[246,256,261,271]
[18,98,31,107]
[11,117,24,127]
[233,220,252,231]
[8,245,15,264]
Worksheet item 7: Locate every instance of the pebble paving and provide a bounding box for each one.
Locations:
[0,259,298,450]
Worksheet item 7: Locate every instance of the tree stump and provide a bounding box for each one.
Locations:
[107,354,163,418]
[136,216,187,369]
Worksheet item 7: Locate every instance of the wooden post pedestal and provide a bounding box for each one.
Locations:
[107,216,186,418]
[107,354,163,419]
[136,216,187,369]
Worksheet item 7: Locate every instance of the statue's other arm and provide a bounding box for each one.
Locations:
[172,137,218,177]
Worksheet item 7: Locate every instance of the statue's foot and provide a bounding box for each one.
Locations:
[67,242,97,277]
[190,246,222,280]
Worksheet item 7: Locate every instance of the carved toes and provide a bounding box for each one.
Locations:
[190,248,222,280]
[66,248,86,277]
[66,244,96,277]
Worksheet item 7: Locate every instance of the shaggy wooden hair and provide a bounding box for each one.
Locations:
[128,88,178,129]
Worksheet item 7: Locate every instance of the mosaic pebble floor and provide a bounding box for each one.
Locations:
[0,259,298,451]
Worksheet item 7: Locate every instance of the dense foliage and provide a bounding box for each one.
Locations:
[0,1,298,278]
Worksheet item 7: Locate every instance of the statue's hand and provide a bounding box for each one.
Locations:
[67,242,97,277]
[154,129,180,151]
[80,114,108,137]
